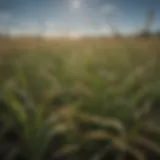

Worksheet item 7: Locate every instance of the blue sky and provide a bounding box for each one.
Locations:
[0,0,160,36]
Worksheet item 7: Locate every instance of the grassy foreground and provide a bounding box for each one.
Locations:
[0,37,160,160]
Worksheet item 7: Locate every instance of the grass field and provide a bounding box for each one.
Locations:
[0,37,160,160]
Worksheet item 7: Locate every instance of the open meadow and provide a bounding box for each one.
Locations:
[0,37,160,160]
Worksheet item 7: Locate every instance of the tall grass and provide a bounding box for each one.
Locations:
[0,38,160,160]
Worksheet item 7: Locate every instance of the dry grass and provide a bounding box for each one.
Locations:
[0,37,159,54]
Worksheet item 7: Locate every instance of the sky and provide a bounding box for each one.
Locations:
[0,0,160,36]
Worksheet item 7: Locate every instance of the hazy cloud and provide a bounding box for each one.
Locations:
[101,4,118,16]
[0,11,11,22]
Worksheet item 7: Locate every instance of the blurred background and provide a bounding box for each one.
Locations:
[0,1,160,160]
[0,0,160,38]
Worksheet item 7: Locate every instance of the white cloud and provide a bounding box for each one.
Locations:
[69,0,83,10]
[44,21,55,28]
[72,0,81,9]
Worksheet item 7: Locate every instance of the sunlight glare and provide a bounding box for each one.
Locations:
[70,0,81,9]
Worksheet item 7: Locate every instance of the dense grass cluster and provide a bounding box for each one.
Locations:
[0,37,160,160]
